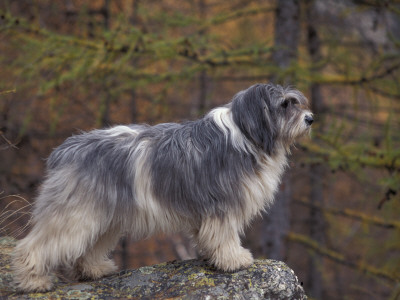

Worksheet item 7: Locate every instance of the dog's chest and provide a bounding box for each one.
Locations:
[241,153,287,220]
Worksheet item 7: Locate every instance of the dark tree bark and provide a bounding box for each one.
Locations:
[262,0,300,261]
[191,0,209,117]
[262,179,292,260]
[305,0,327,298]
[130,0,140,124]
[100,0,112,127]
[271,0,300,83]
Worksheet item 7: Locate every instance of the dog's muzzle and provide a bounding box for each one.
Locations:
[305,115,314,126]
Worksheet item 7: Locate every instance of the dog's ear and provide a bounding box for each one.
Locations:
[232,84,277,154]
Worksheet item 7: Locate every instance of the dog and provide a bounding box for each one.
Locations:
[12,83,313,292]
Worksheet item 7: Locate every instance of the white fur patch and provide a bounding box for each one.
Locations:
[240,151,288,224]
[105,125,140,137]
[207,106,252,153]
[130,140,183,239]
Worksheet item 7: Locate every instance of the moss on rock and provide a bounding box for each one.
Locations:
[0,237,306,299]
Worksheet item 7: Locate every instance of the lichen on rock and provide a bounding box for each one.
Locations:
[0,237,306,299]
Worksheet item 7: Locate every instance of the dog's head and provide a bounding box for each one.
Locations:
[232,83,313,154]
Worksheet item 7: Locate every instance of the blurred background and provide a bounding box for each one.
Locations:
[0,1,399,299]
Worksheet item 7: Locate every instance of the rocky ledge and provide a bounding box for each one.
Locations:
[0,237,306,299]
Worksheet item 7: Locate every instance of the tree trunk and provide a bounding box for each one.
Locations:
[271,0,300,83]
[130,0,140,124]
[262,0,300,261]
[306,0,326,298]
[262,177,292,260]
[191,0,208,118]
[100,0,111,127]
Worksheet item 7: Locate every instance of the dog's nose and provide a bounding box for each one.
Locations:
[305,115,314,126]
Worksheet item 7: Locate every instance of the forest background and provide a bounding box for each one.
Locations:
[0,1,399,299]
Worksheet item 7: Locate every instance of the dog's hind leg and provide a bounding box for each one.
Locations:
[12,201,107,292]
[196,217,254,272]
[73,227,121,281]
[12,229,55,292]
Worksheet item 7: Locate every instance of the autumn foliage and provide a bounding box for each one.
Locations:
[0,1,399,299]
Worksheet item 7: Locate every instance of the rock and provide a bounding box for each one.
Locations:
[0,237,306,299]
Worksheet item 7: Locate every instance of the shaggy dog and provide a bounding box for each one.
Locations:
[13,83,313,292]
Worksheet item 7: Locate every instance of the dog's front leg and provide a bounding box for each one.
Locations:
[195,217,253,272]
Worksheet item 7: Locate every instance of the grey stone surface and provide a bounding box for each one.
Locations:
[0,237,306,299]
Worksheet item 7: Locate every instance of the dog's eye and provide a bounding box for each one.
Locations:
[282,98,299,109]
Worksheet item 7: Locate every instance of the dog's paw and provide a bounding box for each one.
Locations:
[15,274,54,293]
[211,247,254,272]
[74,258,117,280]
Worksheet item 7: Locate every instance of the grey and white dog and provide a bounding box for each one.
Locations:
[13,83,313,292]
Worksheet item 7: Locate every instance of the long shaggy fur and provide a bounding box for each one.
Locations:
[12,83,313,292]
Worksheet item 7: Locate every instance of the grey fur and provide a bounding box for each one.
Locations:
[12,83,313,292]
[150,119,257,219]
